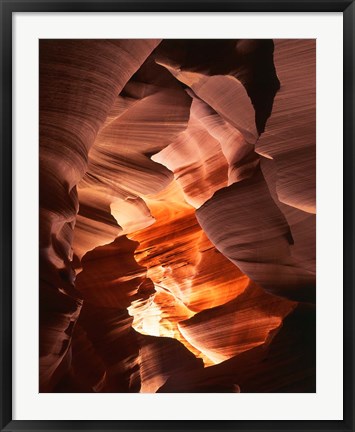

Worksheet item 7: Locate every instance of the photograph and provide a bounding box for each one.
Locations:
[39,38,316,394]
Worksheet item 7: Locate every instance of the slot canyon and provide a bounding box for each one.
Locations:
[39,39,316,393]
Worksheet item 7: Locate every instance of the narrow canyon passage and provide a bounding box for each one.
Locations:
[39,38,316,393]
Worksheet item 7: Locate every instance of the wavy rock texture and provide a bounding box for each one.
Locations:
[40,39,316,393]
[158,304,316,393]
[56,237,203,393]
[178,282,295,364]
[256,40,316,214]
[72,58,191,258]
[39,39,160,391]
[196,170,315,303]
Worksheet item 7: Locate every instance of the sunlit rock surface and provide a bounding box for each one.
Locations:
[178,282,295,364]
[40,39,316,393]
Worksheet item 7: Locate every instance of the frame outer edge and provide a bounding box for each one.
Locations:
[0,0,352,13]
[1,1,354,431]
[1,2,13,432]
[343,2,355,432]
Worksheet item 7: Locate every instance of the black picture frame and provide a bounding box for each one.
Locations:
[1,1,354,431]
